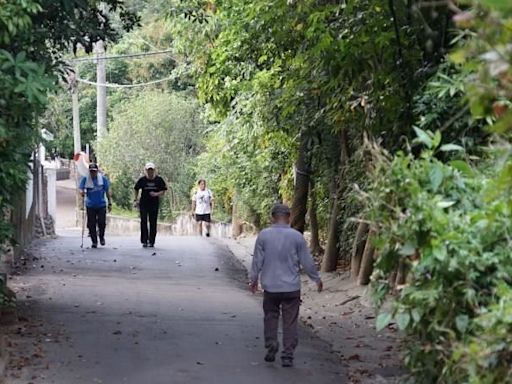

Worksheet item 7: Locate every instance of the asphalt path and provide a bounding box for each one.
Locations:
[7,233,346,383]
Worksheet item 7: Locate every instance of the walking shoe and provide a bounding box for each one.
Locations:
[206,232,210,237]
[149,243,154,248]
[264,342,279,362]
[91,243,98,249]
[142,242,148,248]
[100,237,105,246]
[281,357,293,367]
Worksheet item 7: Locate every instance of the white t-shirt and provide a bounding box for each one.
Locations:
[193,189,213,214]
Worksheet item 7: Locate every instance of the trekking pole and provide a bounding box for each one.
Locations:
[80,198,86,248]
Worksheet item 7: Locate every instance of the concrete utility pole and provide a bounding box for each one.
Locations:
[69,70,81,155]
[95,40,107,141]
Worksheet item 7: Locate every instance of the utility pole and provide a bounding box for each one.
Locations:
[69,70,81,155]
[95,40,107,141]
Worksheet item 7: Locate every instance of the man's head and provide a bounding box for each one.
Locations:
[271,203,291,224]
[89,163,99,176]
[145,162,156,178]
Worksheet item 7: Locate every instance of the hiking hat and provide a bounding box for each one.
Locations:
[89,163,99,171]
[145,162,155,170]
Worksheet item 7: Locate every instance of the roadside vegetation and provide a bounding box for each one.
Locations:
[2,0,512,381]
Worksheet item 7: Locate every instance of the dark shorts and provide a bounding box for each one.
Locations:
[195,214,211,222]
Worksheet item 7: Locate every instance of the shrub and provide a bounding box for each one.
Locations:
[366,129,512,382]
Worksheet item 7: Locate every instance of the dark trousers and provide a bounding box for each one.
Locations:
[139,204,159,245]
[86,206,106,244]
[263,290,301,359]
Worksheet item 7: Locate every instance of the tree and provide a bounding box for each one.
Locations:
[0,1,138,246]
[97,90,206,216]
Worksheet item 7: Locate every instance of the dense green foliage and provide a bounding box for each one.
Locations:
[5,0,512,380]
[0,0,137,246]
[367,1,512,382]
[166,0,442,229]
[97,90,206,216]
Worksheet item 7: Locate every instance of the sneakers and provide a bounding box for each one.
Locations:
[91,243,98,249]
[142,243,148,248]
[264,342,279,362]
[100,237,105,246]
[281,357,294,368]
[149,243,154,248]
[205,232,210,237]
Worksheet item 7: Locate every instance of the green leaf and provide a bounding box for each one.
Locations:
[413,127,433,148]
[449,49,466,65]
[450,160,474,177]
[455,314,469,333]
[376,313,392,331]
[411,309,422,324]
[440,144,464,152]
[399,241,416,256]
[432,130,442,149]
[429,164,444,192]
[396,312,411,330]
[437,201,456,208]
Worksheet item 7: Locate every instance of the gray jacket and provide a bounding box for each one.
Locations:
[250,224,321,293]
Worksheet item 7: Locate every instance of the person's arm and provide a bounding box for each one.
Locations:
[159,177,167,197]
[297,237,323,292]
[249,235,265,293]
[133,179,141,206]
[79,177,86,197]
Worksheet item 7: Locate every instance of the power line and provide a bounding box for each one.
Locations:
[76,76,174,88]
[70,49,175,63]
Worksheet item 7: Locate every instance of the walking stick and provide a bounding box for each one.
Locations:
[80,198,86,248]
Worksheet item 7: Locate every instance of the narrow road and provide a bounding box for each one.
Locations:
[7,233,346,383]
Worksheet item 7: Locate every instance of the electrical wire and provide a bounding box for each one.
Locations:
[70,49,175,63]
[76,76,174,88]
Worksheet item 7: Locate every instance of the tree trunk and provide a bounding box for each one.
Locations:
[290,133,310,234]
[231,191,243,238]
[321,129,350,272]
[357,230,375,285]
[395,259,407,286]
[350,221,369,280]
[308,179,323,255]
[321,188,339,272]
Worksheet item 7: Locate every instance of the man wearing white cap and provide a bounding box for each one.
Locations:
[133,162,167,247]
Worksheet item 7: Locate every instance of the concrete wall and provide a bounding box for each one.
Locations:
[106,214,232,238]
[46,168,56,221]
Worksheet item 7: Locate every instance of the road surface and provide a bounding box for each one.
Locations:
[6,232,345,383]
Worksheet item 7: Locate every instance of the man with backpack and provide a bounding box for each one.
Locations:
[79,163,112,248]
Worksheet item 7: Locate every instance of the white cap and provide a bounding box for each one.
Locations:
[145,162,155,170]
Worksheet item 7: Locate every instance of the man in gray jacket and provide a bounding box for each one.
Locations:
[249,203,323,367]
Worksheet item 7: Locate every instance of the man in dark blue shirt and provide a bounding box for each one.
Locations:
[79,163,112,248]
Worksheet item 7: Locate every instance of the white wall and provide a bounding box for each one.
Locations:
[46,168,57,221]
[25,170,33,219]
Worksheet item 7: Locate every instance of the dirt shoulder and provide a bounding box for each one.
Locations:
[217,234,404,383]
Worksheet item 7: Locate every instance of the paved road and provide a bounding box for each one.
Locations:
[55,179,78,230]
[7,233,345,383]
